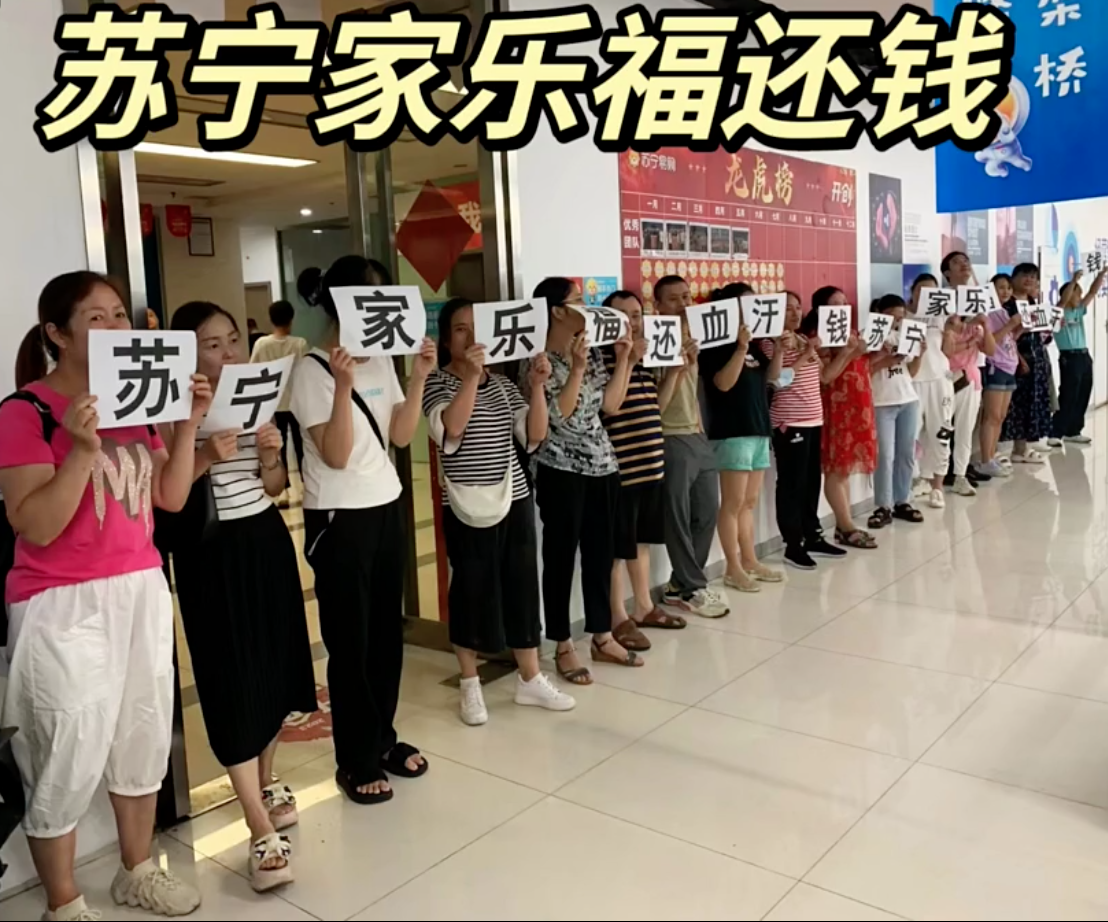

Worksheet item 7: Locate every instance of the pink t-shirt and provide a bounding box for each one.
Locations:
[949,325,985,390]
[0,382,165,604]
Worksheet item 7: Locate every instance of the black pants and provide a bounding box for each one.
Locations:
[771,426,824,550]
[305,500,404,784]
[443,497,541,654]
[1052,350,1093,438]
[536,465,619,641]
[275,410,304,488]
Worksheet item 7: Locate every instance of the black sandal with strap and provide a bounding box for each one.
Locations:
[336,768,393,805]
[867,507,893,530]
[893,503,924,524]
[381,742,428,779]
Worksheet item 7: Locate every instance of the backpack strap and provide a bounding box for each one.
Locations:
[305,352,386,450]
[0,391,58,444]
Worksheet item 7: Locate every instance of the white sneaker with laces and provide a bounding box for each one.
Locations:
[928,488,945,509]
[697,587,731,618]
[953,476,977,496]
[1065,434,1093,445]
[42,896,102,922]
[459,676,488,726]
[110,860,200,916]
[515,672,576,711]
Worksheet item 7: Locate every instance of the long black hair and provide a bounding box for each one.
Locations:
[299,255,393,320]
[533,277,577,317]
[436,297,473,368]
[801,285,845,336]
[170,300,239,334]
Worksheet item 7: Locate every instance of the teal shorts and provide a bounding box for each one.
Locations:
[712,436,771,472]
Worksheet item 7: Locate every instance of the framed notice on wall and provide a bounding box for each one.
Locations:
[618,149,857,310]
[189,216,215,257]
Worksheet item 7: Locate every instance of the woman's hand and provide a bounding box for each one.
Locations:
[778,330,797,352]
[412,337,437,382]
[330,347,356,390]
[462,344,486,381]
[613,329,633,362]
[529,352,552,388]
[187,374,213,427]
[570,333,589,374]
[737,324,752,351]
[256,422,282,468]
[63,394,101,454]
[203,430,240,464]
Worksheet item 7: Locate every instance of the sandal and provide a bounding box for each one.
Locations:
[637,607,686,629]
[249,832,292,892]
[613,617,651,652]
[725,570,761,593]
[335,768,393,805]
[381,742,428,779]
[839,525,879,546]
[261,784,298,831]
[555,646,593,686]
[746,562,784,583]
[893,503,924,523]
[1012,450,1046,464]
[591,638,644,668]
[866,509,892,530]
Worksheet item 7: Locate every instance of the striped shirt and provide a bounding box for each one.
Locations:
[761,338,824,428]
[423,369,531,503]
[602,356,664,487]
[195,432,272,521]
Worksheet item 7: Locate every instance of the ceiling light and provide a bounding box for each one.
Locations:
[135,142,316,169]
[312,229,323,235]
[300,207,313,217]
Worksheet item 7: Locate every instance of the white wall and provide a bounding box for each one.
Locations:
[511,0,943,603]
[160,213,248,332]
[238,224,282,295]
[0,0,118,895]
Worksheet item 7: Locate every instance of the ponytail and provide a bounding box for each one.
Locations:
[14,326,48,389]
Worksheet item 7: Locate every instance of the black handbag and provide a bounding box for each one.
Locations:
[154,472,219,555]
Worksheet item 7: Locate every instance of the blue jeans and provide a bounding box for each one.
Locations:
[875,401,920,509]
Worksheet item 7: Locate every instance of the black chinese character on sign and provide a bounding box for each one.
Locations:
[924,289,954,316]
[591,308,625,344]
[354,291,416,351]
[489,304,537,358]
[865,314,892,350]
[231,367,284,430]
[114,337,181,420]
[826,309,850,346]
[749,297,781,336]
[650,317,679,362]
[701,302,732,345]
[1031,307,1050,329]
[1087,252,1104,273]
[901,321,927,355]
[961,288,989,315]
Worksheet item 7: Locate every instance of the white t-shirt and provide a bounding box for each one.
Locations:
[913,325,952,383]
[289,349,404,510]
[871,360,920,407]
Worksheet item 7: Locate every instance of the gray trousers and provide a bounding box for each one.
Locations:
[662,433,719,593]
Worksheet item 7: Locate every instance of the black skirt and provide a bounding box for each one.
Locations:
[174,503,317,767]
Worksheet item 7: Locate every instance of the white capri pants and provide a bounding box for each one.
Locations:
[2,568,174,838]
[916,378,955,480]
[952,383,983,477]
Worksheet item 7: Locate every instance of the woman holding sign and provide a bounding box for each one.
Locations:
[425,298,576,725]
[167,301,316,893]
[0,272,205,920]
[523,277,643,686]
[290,255,434,806]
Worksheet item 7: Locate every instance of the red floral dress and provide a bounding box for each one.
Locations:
[821,355,878,476]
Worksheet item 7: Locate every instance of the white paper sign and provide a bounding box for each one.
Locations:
[643,315,683,367]
[1028,304,1052,332]
[862,313,894,352]
[740,293,786,339]
[578,306,629,347]
[1015,299,1035,328]
[818,305,851,348]
[203,356,294,434]
[686,297,740,350]
[896,318,928,357]
[332,286,427,357]
[1083,250,1106,275]
[1050,305,1066,331]
[474,298,548,363]
[920,287,957,319]
[957,285,992,316]
[89,330,197,429]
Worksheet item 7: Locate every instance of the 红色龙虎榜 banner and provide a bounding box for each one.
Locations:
[935,0,1105,212]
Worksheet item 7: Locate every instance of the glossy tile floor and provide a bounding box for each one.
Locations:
[7,415,1108,920]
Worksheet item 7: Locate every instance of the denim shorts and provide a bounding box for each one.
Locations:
[712,436,771,472]
[983,366,1017,392]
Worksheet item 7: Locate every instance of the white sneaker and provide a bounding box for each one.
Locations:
[42,896,102,921]
[928,488,945,509]
[459,676,488,726]
[663,583,730,618]
[515,672,576,711]
[1047,437,1065,448]
[111,860,200,916]
[912,477,930,497]
[953,476,977,496]
[1065,434,1093,445]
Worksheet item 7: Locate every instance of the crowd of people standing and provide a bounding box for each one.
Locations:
[0,248,1096,920]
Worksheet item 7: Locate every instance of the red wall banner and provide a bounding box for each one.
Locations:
[619,149,857,309]
[165,204,193,238]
